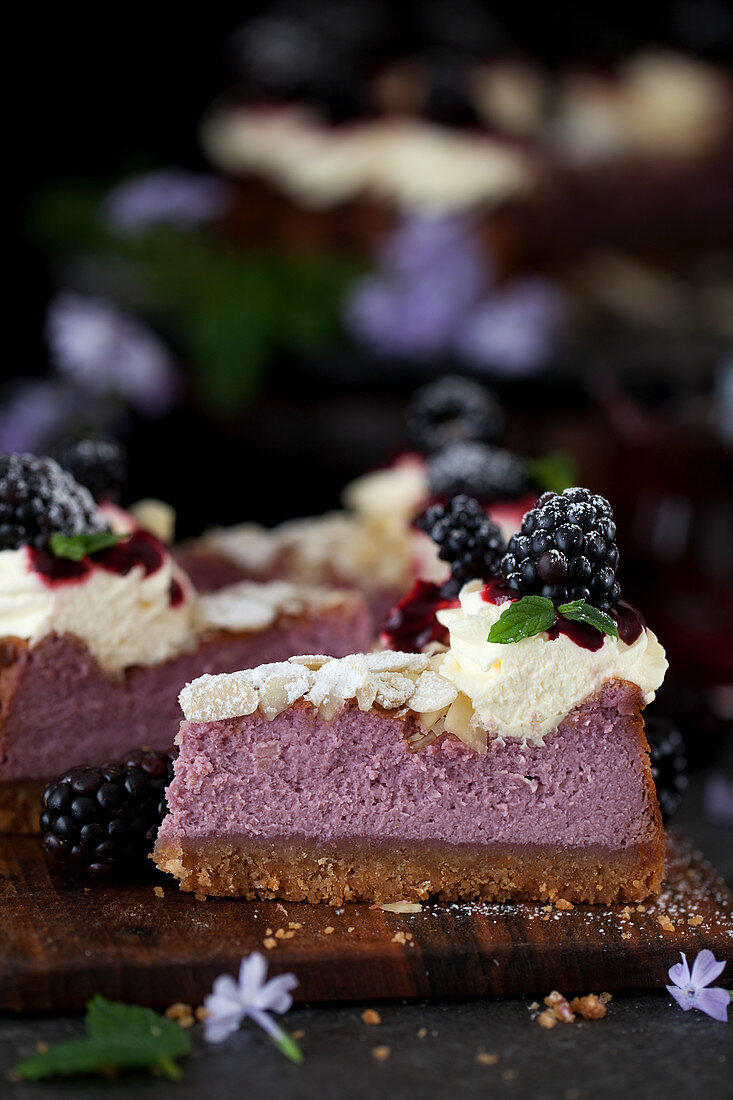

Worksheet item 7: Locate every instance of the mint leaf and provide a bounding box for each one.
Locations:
[49,531,124,561]
[529,451,577,495]
[557,599,619,640]
[487,596,556,643]
[13,996,191,1081]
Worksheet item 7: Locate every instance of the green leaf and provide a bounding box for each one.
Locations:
[13,996,191,1081]
[529,452,577,495]
[487,596,556,644]
[557,599,619,640]
[49,531,125,561]
[270,1026,304,1065]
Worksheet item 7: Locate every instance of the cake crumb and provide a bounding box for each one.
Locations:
[636,905,646,912]
[599,992,612,1004]
[35,1041,49,1054]
[570,994,607,1020]
[538,1010,558,1029]
[475,1050,500,1066]
[153,886,165,899]
[417,1027,428,1039]
[688,915,703,927]
[544,991,575,1023]
[194,890,207,902]
[379,901,423,914]
[165,1003,195,1029]
[371,1045,391,1062]
[502,1069,518,1082]
[291,1030,305,1041]
[324,926,335,935]
[288,922,302,930]
[555,898,574,910]
[621,932,632,940]
[347,926,355,933]
[529,1001,540,1011]
[362,1009,381,1025]
[391,931,407,945]
[263,936,277,950]
[657,914,675,932]
[195,1006,209,1022]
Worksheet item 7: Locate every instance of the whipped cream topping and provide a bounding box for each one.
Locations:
[0,544,196,674]
[202,107,533,212]
[436,581,668,747]
[179,651,457,730]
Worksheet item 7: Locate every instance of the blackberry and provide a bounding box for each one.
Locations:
[427,441,528,503]
[406,375,504,453]
[0,453,108,552]
[52,438,128,503]
[501,487,621,609]
[417,494,505,591]
[645,715,688,823]
[40,748,175,877]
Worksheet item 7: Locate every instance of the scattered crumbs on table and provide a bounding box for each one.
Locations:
[544,991,575,1022]
[528,1001,540,1011]
[275,927,296,940]
[324,926,335,935]
[194,890,207,902]
[153,886,164,899]
[347,926,355,933]
[361,1009,381,1025]
[555,898,574,910]
[475,1049,500,1066]
[263,936,277,950]
[657,914,675,932]
[391,931,407,945]
[688,914,703,926]
[502,1069,518,1082]
[371,1045,391,1062]
[195,1006,209,1022]
[288,922,302,930]
[265,927,273,936]
[291,1030,305,1041]
[570,994,608,1019]
[165,1002,195,1029]
[35,1041,49,1054]
[417,1027,428,1039]
[621,932,632,940]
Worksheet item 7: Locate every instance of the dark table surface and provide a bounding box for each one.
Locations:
[2,779,732,1100]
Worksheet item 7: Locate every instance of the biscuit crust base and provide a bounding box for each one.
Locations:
[153,834,666,906]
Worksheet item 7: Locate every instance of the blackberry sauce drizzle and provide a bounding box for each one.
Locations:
[381,579,459,653]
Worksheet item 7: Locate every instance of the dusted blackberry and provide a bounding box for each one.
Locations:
[417,494,505,590]
[645,715,688,822]
[0,453,108,552]
[428,441,528,503]
[52,437,128,503]
[40,748,175,876]
[406,375,504,453]
[501,487,621,609]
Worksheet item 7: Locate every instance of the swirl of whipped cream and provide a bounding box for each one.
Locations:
[437,581,667,746]
[0,544,195,674]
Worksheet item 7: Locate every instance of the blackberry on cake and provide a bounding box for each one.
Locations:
[417,494,505,590]
[52,437,128,503]
[0,453,108,551]
[501,487,621,609]
[645,714,688,822]
[406,375,504,453]
[427,441,528,503]
[40,749,175,876]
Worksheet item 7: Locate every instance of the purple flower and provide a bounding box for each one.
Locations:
[0,379,87,453]
[45,293,179,416]
[204,953,302,1062]
[345,212,487,358]
[457,276,567,376]
[667,950,730,1022]
[704,771,733,827]
[103,169,231,234]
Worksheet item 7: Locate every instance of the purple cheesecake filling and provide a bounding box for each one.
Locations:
[0,605,372,781]
[161,681,657,851]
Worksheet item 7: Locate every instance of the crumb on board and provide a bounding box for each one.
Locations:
[502,1069,518,1082]
[535,991,609,1026]
[35,1041,49,1054]
[153,886,164,899]
[288,922,302,930]
[379,901,423,913]
[195,1006,209,1022]
[657,914,675,932]
[324,926,335,935]
[570,994,608,1020]
[291,1030,305,1041]
[555,899,574,911]
[362,1009,381,1025]
[417,1027,428,1039]
[263,936,277,950]
[371,1045,391,1062]
[165,1003,195,1029]
[194,890,207,902]
[688,915,703,926]
[475,1050,500,1066]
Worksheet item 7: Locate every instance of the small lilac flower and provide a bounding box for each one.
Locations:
[667,950,730,1022]
[45,293,179,416]
[0,379,81,453]
[103,169,231,234]
[704,770,733,827]
[204,953,302,1062]
[457,276,567,376]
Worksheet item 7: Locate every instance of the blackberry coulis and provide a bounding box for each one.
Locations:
[417,494,506,592]
[0,453,108,551]
[501,488,621,609]
[645,715,688,823]
[40,749,175,876]
[427,441,528,504]
[406,375,504,453]
[52,437,128,503]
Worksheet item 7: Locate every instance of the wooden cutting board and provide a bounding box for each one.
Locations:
[1,831,731,1013]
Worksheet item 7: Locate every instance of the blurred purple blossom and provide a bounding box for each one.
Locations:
[704,771,733,827]
[45,293,179,416]
[102,169,231,234]
[345,212,565,370]
[346,213,487,358]
[457,277,568,376]
[0,379,84,453]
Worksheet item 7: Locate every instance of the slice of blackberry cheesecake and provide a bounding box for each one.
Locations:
[155,488,668,905]
[0,454,372,832]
